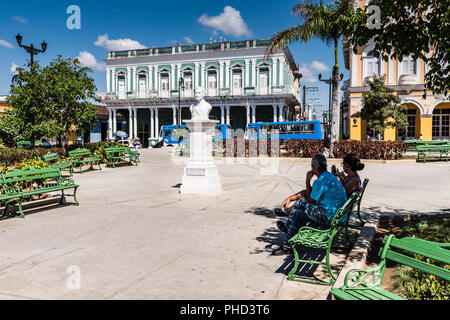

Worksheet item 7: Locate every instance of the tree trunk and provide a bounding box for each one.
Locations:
[330,38,341,155]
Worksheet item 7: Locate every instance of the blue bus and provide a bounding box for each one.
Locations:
[161,124,231,145]
[247,121,323,140]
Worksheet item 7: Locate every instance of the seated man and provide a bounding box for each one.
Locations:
[277,154,347,251]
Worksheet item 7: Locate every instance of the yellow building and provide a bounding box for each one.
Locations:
[342,0,449,141]
[0,96,7,116]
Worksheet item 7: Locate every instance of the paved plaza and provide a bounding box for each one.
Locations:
[0,148,449,300]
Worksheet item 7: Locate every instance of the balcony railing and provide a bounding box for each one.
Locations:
[105,84,294,101]
[398,74,418,85]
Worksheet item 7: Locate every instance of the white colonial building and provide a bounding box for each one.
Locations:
[103,39,301,147]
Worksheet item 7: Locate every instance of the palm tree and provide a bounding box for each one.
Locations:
[266,0,356,148]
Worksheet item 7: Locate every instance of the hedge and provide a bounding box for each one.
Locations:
[0,147,64,167]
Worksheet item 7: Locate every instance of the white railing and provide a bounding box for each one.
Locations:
[398,74,418,85]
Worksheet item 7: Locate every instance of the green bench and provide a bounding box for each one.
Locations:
[287,178,369,285]
[330,234,450,300]
[105,146,140,168]
[16,141,31,149]
[68,148,102,173]
[417,144,450,162]
[287,192,359,285]
[0,167,79,218]
[41,152,74,176]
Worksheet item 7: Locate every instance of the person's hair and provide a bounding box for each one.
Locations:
[311,154,327,172]
[344,154,365,171]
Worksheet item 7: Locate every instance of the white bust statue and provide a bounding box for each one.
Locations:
[190,87,212,121]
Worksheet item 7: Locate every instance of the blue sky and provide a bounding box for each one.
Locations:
[1,0,349,114]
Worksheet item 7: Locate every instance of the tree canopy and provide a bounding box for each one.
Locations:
[2,55,100,148]
[354,75,408,136]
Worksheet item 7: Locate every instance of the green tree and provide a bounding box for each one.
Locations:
[347,0,449,97]
[354,75,407,138]
[265,0,364,148]
[6,55,100,151]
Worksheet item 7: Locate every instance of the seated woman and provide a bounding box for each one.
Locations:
[334,154,365,197]
[274,153,365,217]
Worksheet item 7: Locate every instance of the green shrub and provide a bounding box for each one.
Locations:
[284,140,325,158]
[332,140,407,160]
[0,146,64,167]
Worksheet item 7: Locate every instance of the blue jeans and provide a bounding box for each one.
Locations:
[285,198,332,243]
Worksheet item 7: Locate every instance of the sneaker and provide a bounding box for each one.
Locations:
[274,208,286,217]
[281,242,293,253]
[277,221,288,233]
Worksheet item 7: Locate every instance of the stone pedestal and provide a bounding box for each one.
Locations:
[180,120,222,195]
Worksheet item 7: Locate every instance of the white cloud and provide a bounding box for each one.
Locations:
[12,16,28,24]
[0,40,14,49]
[94,34,146,51]
[298,63,317,83]
[198,6,252,38]
[298,61,332,83]
[76,51,106,71]
[310,60,330,73]
[183,36,194,45]
[10,62,19,75]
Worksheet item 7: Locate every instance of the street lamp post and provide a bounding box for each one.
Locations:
[318,71,343,139]
[178,77,185,127]
[15,33,47,66]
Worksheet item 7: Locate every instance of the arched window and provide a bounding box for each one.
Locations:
[137,71,148,98]
[399,56,417,75]
[232,68,243,96]
[362,47,381,85]
[207,68,218,96]
[259,65,270,95]
[117,72,126,99]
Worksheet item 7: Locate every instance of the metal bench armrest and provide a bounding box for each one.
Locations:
[343,262,385,289]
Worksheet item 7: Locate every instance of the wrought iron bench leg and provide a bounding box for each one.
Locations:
[73,187,79,206]
[18,197,25,218]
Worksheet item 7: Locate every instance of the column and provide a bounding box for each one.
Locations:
[155,67,159,94]
[251,59,257,88]
[279,57,285,86]
[201,63,206,89]
[220,106,225,124]
[177,63,182,92]
[127,67,131,93]
[245,59,250,88]
[171,64,176,90]
[273,104,278,122]
[226,106,231,125]
[150,108,155,139]
[133,108,138,139]
[155,108,159,138]
[278,105,284,122]
[112,109,117,134]
[246,103,251,125]
[128,107,133,138]
[112,71,116,95]
[225,61,230,88]
[172,105,177,125]
[108,108,113,139]
[195,62,200,90]
[251,104,256,123]
[219,61,224,92]
[106,68,111,93]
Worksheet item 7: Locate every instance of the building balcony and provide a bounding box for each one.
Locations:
[398,74,418,85]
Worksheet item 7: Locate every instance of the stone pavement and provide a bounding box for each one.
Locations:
[0,148,449,300]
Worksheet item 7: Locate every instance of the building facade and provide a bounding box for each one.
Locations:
[103,39,301,147]
[342,0,449,141]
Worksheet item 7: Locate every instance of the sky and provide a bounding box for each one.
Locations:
[1,0,349,114]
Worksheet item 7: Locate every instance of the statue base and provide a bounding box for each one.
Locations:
[180,120,222,195]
